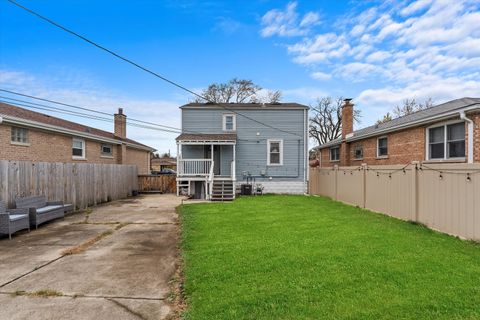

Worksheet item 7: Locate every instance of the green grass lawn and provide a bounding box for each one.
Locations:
[179,195,480,320]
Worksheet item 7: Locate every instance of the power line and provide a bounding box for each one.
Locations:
[0,99,182,134]
[7,0,303,138]
[0,88,183,131]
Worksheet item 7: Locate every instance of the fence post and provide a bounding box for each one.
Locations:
[362,163,367,208]
[410,161,419,222]
[334,165,338,201]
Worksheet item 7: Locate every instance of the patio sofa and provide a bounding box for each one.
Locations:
[15,196,72,229]
[0,200,30,239]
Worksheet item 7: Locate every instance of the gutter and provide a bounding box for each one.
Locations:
[317,104,480,149]
[460,111,475,163]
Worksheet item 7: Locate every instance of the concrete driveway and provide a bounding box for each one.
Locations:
[0,194,183,320]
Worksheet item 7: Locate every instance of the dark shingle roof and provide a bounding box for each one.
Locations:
[176,133,237,141]
[318,97,480,149]
[0,102,154,150]
[181,102,308,109]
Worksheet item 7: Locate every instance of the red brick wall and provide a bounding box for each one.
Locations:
[0,124,150,171]
[318,120,474,167]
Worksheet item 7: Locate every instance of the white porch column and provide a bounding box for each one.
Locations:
[232,144,236,179]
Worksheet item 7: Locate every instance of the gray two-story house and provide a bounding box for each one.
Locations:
[176,102,309,200]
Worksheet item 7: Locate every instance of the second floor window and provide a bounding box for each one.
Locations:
[11,127,29,144]
[223,114,236,131]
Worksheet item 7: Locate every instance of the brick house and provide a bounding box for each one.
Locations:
[315,98,480,167]
[0,102,155,174]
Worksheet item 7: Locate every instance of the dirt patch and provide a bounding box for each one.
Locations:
[61,230,114,256]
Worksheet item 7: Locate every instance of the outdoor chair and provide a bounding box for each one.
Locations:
[15,195,70,229]
[0,200,30,240]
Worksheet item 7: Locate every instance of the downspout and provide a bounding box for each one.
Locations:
[459,111,474,163]
[304,108,308,186]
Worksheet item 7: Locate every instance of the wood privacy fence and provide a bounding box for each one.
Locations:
[0,160,138,210]
[138,175,176,193]
[309,162,480,241]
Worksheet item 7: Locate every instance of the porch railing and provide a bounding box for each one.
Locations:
[178,159,213,176]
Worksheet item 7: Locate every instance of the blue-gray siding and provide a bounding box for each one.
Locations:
[181,108,308,182]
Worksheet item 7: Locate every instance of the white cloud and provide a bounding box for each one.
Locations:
[400,0,434,16]
[260,2,320,37]
[366,50,391,62]
[262,0,480,125]
[310,71,331,81]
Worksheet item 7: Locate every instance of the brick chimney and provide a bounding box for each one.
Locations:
[114,108,127,139]
[341,99,354,139]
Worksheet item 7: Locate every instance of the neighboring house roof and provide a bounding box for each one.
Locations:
[0,102,155,151]
[176,133,237,142]
[180,102,309,109]
[151,157,177,166]
[318,97,480,149]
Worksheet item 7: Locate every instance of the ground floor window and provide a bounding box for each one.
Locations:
[354,145,363,160]
[377,137,388,157]
[101,144,113,156]
[267,139,283,165]
[11,127,29,144]
[330,146,340,161]
[428,122,465,160]
[72,138,86,159]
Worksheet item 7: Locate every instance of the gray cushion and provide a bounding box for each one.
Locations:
[36,205,63,214]
[10,214,28,221]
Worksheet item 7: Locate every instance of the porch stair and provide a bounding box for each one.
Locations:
[211,180,235,201]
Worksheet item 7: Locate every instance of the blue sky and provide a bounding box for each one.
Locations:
[1,0,480,154]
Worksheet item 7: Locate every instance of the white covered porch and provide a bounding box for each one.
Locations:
[176,133,237,200]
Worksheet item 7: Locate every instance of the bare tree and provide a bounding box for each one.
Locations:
[266,90,282,103]
[194,78,281,104]
[309,97,362,146]
[377,98,434,124]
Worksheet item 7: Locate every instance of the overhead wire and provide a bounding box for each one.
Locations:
[0,99,183,134]
[0,88,184,132]
[6,0,303,138]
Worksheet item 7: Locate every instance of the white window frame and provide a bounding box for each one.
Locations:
[425,120,466,161]
[101,144,113,158]
[329,146,340,162]
[222,114,236,132]
[10,126,29,146]
[267,139,283,166]
[72,138,86,160]
[376,136,388,158]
